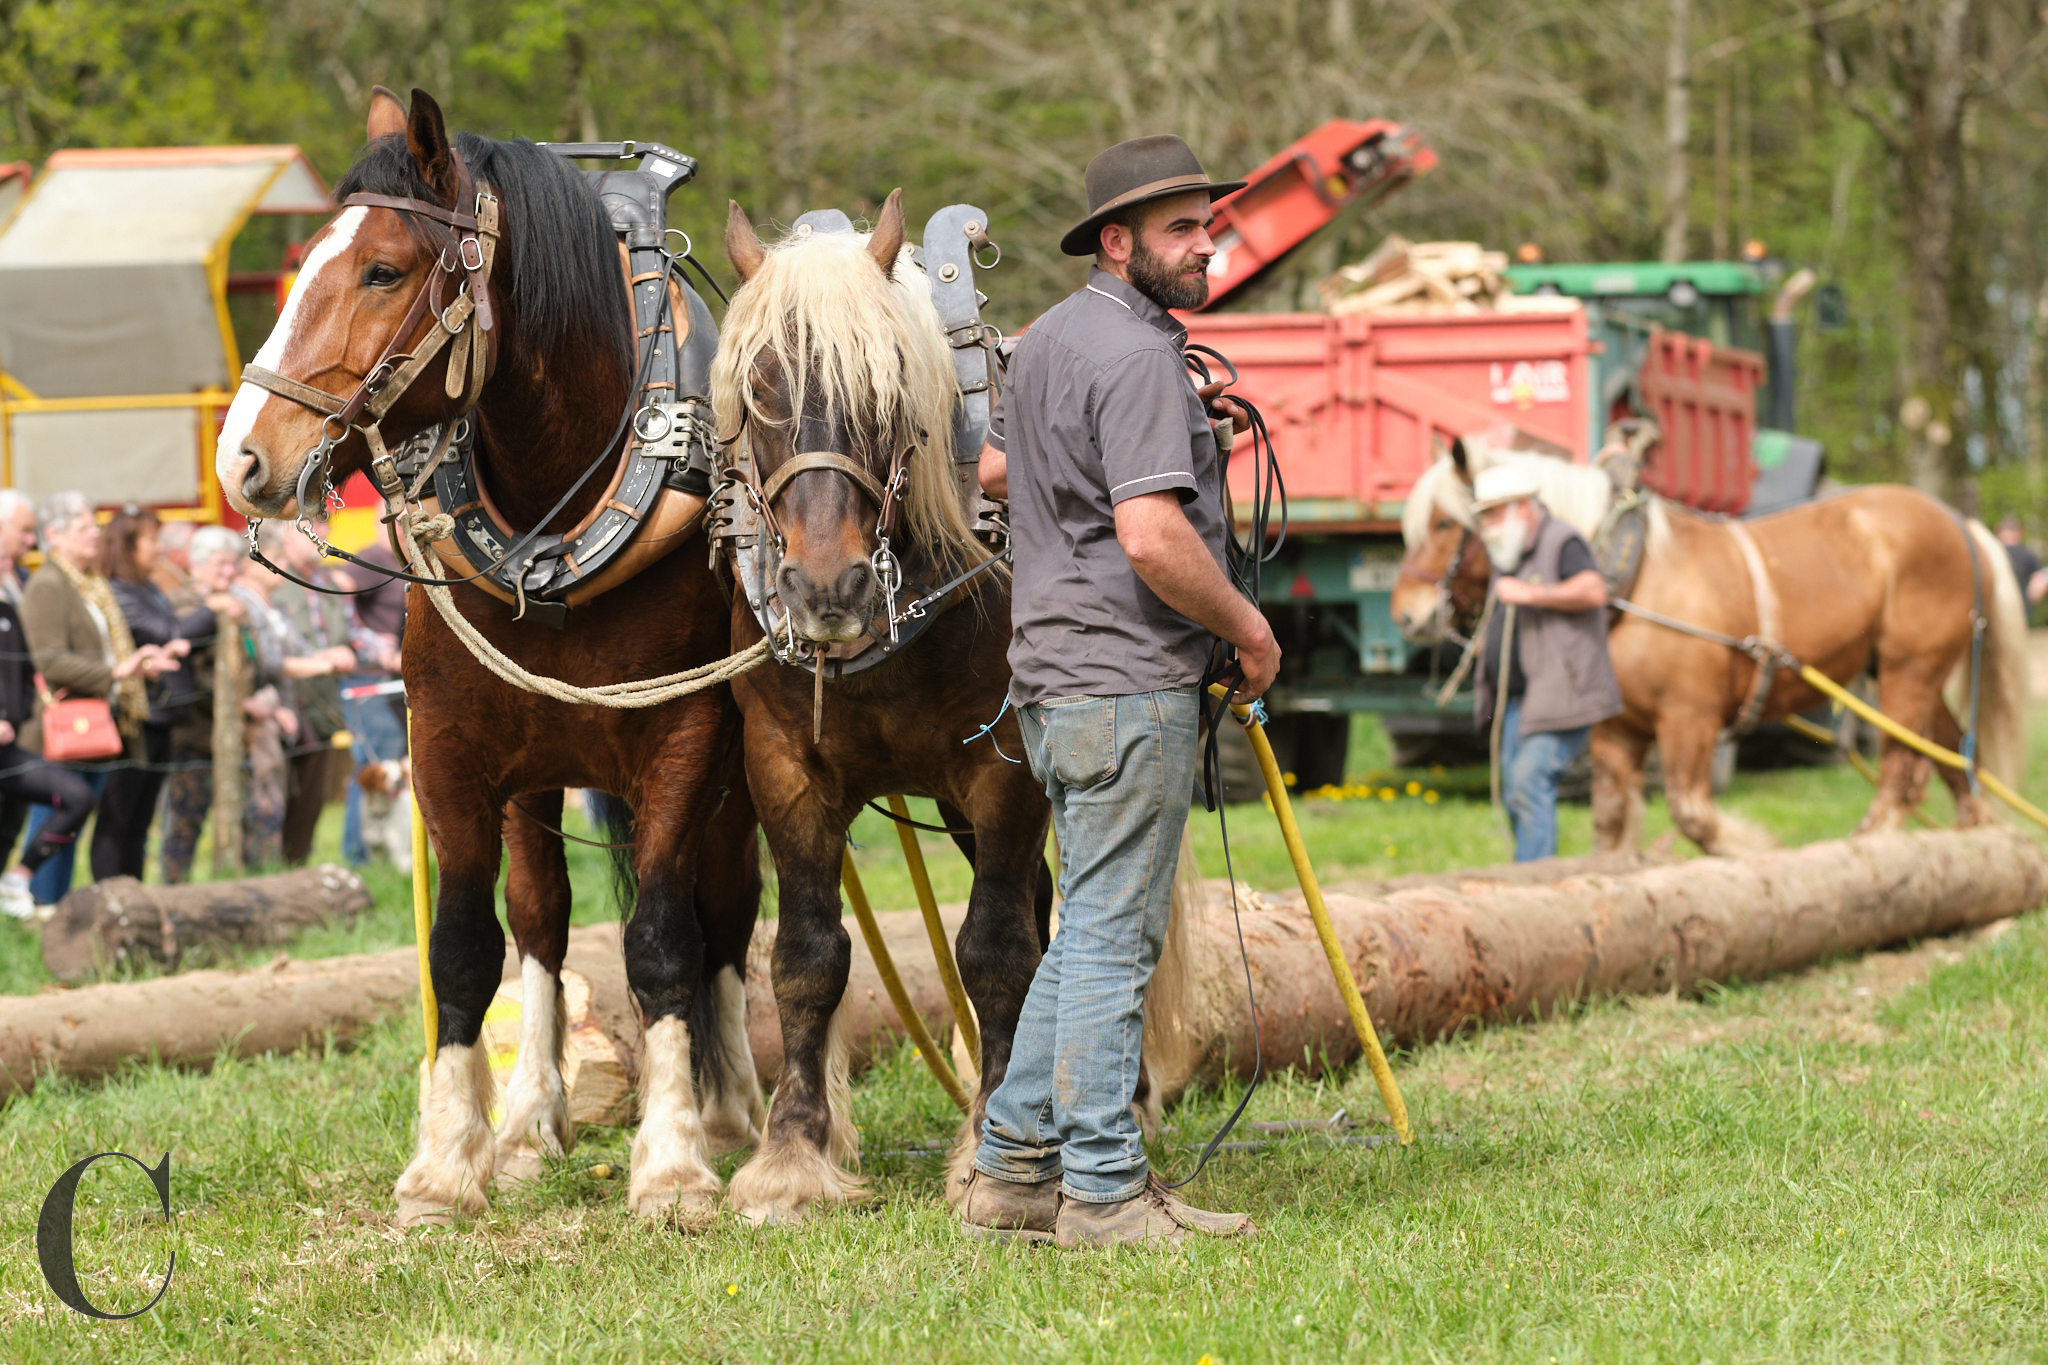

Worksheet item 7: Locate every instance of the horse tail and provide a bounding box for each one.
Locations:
[1964,519,2030,788]
[1141,831,1207,1111]
[591,791,638,915]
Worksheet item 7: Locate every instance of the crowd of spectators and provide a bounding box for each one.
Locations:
[0,492,408,919]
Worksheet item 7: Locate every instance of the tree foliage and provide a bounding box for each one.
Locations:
[3,0,2046,507]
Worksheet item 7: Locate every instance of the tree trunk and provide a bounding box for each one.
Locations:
[40,865,373,983]
[210,622,244,877]
[1,830,2033,1106]
[1661,0,1691,262]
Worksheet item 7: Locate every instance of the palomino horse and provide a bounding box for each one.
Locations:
[709,196,1058,1223]
[1391,449,2027,854]
[217,89,765,1225]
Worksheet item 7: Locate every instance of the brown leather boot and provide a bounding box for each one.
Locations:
[956,1170,1061,1243]
[1053,1176,1255,1249]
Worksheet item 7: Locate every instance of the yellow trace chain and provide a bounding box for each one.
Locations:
[1208,683,1414,1144]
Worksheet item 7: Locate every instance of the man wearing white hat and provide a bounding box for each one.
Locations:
[1470,462,1621,861]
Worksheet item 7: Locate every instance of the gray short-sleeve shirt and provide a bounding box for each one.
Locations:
[990,268,1227,704]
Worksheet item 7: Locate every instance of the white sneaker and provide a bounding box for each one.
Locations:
[0,869,34,921]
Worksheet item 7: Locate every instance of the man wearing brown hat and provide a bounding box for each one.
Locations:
[957,135,1275,1248]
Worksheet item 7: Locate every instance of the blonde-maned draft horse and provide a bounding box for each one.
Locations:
[709,197,1200,1224]
[217,88,765,1227]
[1391,445,2027,855]
[708,196,1058,1224]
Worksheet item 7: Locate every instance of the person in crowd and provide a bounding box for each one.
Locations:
[161,527,261,881]
[224,536,350,871]
[153,520,195,599]
[959,136,1268,1248]
[1995,514,2048,607]
[261,520,356,864]
[0,489,34,610]
[334,537,407,865]
[0,575,99,919]
[19,492,177,905]
[96,506,207,879]
[0,488,38,867]
[1471,462,1622,863]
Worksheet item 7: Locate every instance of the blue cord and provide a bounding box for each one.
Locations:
[963,695,1023,764]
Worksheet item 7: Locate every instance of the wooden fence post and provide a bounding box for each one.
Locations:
[210,619,245,877]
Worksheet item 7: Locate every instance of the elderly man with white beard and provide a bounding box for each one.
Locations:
[1470,462,1622,861]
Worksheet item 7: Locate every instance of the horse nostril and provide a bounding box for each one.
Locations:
[838,561,877,610]
[236,447,269,500]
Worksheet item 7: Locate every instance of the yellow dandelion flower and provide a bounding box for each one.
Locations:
[727,1284,738,1296]
[1378,788,1395,801]
[1424,790,1439,804]
[1405,780,1421,796]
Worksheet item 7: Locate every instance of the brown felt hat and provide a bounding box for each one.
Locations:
[1060,135,1246,257]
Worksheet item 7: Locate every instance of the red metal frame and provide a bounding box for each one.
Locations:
[1196,120,1436,311]
[1634,326,1761,515]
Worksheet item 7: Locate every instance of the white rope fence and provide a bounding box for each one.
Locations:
[398,511,769,707]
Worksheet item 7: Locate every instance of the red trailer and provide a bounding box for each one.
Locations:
[1178,124,1766,782]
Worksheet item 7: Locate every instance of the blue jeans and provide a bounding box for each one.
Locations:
[974,688,1199,1203]
[1500,696,1590,863]
[25,767,107,904]
[341,677,407,865]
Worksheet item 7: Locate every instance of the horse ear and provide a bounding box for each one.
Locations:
[1450,437,1473,485]
[867,188,905,280]
[726,201,766,282]
[404,88,459,207]
[367,85,405,143]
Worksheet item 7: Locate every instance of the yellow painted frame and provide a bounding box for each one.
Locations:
[0,154,297,517]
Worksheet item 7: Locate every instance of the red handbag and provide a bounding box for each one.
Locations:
[35,675,122,762]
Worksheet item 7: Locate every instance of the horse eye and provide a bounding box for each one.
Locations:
[362,263,403,288]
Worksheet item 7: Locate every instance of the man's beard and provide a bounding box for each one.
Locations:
[1128,239,1210,310]
[1481,513,1531,573]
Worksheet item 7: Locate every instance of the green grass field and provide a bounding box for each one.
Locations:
[0,711,2043,1363]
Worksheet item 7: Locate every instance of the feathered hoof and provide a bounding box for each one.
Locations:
[628,1132,723,1226]
[394,1158,491,1228]
[493,1142,545,1187]
[727,1138,869,1227]
[943,1112,980,1210]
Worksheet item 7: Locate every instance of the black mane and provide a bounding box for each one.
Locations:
[335,133,631,377]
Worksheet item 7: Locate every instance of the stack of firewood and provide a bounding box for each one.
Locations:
[1320,235,1570,316]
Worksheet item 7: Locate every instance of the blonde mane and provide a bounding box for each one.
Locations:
[710,227,986,572]
[1402,449,1670,555]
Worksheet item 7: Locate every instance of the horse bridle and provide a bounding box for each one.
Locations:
[1397,519,1482,642]
[723,405,917,650]
[237,146,502,553]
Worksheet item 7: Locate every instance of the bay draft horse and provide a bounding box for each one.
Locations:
[712,198,1195,1223]
[218,88,764,1226]
[1390,448,2027,855]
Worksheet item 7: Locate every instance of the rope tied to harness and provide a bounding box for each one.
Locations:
[392,495,769,708]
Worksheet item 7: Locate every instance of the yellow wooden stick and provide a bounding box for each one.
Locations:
[1780,712,1937,829]
[1208,684,1413,1143]
[886,795,979,1076]
[1796,664,2048,832]
[840,848,972,1112]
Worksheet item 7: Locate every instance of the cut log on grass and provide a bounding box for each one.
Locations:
[40,865,373,983]
[1161,825,2048,1099]
[0,828,2037,1106]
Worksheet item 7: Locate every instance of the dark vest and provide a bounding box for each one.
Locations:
[1477,509,1623,735]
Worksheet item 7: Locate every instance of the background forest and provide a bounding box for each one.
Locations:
[4,0,2047,514]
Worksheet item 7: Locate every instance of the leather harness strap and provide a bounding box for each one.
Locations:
[762,450,889,510]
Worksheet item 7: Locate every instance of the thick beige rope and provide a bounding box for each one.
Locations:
[397,511,768,707]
